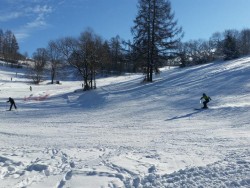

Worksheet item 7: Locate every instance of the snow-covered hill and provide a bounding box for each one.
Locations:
[0,57,250,187]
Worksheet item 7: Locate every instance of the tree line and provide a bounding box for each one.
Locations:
[30,0,183,87]
[0,29,21,63]
[4,0,250,88]
[29,29,132,89]
[177,28,250,67]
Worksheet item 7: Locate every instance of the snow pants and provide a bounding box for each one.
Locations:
[9,103,17,111]
[203,100,209,108]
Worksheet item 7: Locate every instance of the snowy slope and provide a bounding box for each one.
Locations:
[0,57,250,188]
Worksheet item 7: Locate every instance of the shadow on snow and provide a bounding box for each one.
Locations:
[165,110,202,121]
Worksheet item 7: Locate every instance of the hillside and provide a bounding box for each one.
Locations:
[0,57,250,188]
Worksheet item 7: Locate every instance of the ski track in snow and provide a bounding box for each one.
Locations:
[0,58,250,187]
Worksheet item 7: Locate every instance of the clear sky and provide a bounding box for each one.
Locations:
[1,0,250,57]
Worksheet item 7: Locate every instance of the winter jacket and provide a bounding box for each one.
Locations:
[200,95,211,101]
[7,97,15,104]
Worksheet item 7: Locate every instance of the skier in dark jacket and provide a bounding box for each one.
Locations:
[200,93,211,109]
[7,97,17,111]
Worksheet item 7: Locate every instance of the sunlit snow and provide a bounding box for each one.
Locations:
[0,57,250,187]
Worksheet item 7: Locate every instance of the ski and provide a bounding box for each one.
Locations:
[194,107,208,110]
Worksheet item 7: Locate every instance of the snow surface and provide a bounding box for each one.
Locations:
[0,57,250,188]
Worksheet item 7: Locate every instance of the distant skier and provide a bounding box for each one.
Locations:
[6,97,17,111]
[200,93,211,109]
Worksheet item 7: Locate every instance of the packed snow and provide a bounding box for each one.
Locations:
[0,57,250,188]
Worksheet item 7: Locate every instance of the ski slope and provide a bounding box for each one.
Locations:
[0,57,250,188]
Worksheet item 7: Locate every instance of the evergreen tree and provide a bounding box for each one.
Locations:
[109,35,123,74]
[10,33,19,61]
[223,32,239,60]
[239,29,250,56]
[0,29,4,57]
[100,40,112,74]
[209,32,224,59]
[132,0,183,82]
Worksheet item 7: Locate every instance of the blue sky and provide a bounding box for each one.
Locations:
[1,0,250,56]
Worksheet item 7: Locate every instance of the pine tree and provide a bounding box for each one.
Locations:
[132,0,183,82]
[223,32,239,60]
[239,29,250,56]
[0,29,4,57]
[109,35,123,73]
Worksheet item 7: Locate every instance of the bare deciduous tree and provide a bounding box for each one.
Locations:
[47,40,63,84]
[55,29,104,90]
[76,29,103,90]
[30,48,48,84]
[0,30,19,62]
